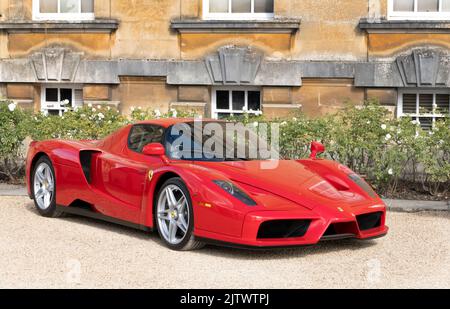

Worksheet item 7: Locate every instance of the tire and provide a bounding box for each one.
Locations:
[31,156,64,218]
[154,177,204,251]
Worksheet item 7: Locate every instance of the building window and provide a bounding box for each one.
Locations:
[41,85,83,116]
[212,88,262,119]
[203,0,274,20]
[33,0,95,21]
[398,90,450,129]
[389,0,450,20]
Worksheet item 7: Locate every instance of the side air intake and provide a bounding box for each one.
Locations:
[79,150,101,184]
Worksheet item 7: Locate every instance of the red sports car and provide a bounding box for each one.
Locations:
[26,118,388,251]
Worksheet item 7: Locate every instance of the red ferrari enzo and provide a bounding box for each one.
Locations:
[26,118,388,251]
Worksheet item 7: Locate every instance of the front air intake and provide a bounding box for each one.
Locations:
[356,212,382,231]
[257,220,311,239]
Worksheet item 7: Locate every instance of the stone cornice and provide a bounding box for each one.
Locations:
[359,18,450,33]
[3,47,450,88]
[0,19,119,33]
[170,19,301,34]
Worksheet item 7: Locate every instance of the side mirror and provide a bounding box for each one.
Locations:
[142,143,166,156]
[310,141,325,160]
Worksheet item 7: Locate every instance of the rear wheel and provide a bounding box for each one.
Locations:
[31,156,63,218]
[155,178,204,251]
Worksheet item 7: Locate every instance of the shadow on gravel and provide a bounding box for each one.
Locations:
[199,240,379,260]
[24,201,381,260]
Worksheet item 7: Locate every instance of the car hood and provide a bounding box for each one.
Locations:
[195,160,368,210]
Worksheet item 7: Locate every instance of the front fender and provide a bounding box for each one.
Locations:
[141,163,249,238]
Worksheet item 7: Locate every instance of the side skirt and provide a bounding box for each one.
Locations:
[56,205,153,232]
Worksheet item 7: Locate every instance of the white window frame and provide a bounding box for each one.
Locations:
[397,88,450,127]
[33,0,95,21]
[203,0,274,20]
[212,87,262,119]
[41,84,83,116]
[388,0,450,20]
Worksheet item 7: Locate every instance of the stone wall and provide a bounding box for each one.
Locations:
[0,0,448,120]
[1,0,372,61]
[117,77,178,115]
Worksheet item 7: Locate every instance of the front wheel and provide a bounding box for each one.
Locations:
[155,178,204,251]
[31,156,63,218]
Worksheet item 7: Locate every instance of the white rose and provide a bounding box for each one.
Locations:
[381,124,387,130]
[88,103,93,108]
[388,168,394,175]
[8,103,17,112]
[385,134,392,141]
[130,106,136,112]
[98,113,105,119]
[154,109,161,118]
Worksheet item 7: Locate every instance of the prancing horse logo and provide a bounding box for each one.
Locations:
[148,170,154,181]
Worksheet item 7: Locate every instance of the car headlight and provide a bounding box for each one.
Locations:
[213,180,257,206]
[338,164,378,198]
[348,174,377,198]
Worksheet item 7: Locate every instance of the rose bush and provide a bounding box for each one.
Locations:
[0,101,33,182]
[0,99,448,198]
[272,100,449,197]
[31,104,126,141]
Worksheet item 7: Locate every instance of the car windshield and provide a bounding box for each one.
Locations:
[165,121,278,162]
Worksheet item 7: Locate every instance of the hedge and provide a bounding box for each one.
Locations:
[0,100,449,198]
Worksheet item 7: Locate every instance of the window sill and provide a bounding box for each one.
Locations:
[359,18,450,33]
[0,19,119,33]
[171,19,301,34]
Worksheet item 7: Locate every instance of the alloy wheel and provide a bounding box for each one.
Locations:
[33,162,55,210]
[157,184,189,245]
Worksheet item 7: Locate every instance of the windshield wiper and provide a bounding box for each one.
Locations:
[224,157,252,161]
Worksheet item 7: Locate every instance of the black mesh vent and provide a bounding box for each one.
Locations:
[356,212,382,231]
[257,220,311,239]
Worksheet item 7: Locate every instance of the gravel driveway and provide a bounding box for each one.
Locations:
[0,196,449,289]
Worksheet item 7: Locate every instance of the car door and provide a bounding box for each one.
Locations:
[98,124,165,222]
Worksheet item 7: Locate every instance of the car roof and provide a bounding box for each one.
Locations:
[134,118,225,128]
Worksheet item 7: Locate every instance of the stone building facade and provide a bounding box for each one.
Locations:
[0,0,450,127]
